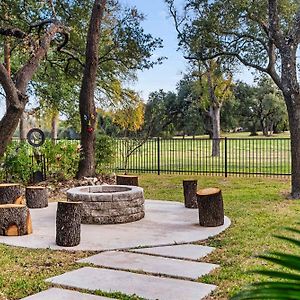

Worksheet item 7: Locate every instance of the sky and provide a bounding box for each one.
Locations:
[120,0,187,99]
[120,0,255,100]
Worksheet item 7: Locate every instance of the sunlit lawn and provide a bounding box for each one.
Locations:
[0,174,299,299]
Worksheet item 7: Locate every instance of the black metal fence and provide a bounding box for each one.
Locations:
[110,137,291,177]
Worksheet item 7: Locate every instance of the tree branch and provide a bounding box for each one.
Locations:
[0,64,21,108]
[14,22,66,93]
[268,0,284,47]
[0,27,26,39]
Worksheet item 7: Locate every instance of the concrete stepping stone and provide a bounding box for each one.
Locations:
[78,251,218,280]
[46,267,217,300]
[129,244,215,260]
[21,288,112,300]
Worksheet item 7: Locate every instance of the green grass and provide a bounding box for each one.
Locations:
[112,134,291,176]
[140,174,300,299]
[0,174,299,299]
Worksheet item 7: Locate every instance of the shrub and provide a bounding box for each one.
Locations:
[1,142,34,182]
[40,140,80,180]
[95,134,116,173]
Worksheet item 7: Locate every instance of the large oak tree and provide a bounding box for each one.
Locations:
[167,0,300,198]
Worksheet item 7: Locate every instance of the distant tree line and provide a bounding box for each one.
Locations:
[97,75,288,139]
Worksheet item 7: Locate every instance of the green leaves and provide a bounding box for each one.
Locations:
[232,226,300,300]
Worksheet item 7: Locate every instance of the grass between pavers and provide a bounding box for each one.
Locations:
[140,174,300,299]
[0,174,299,300]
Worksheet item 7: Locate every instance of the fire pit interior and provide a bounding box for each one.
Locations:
[67,185,145,224]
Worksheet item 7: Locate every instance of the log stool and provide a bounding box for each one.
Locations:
[116,175,139,186]
[183,180,198,208]
[56,201,82,247]
[26,186,48,208]
[0,204,32,236]
[196,188,224,227]
[0,183,24,205]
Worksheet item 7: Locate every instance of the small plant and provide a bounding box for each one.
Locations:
[232,226,300,300]
[40,140,80,180]
[95,134,116,173]
[2,142,34,182]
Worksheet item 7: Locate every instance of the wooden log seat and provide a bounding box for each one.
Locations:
[116,175,139,186]
[56,201,82,247]
[196,187,224,227]
[26,186,48,208]
[0,204,32,236]
[183,180,198,208]
[0,183,24,205]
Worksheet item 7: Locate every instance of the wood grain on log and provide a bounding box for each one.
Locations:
[196,187,224,227]
[116,175,139,186]
[183,180,198,208]
[56,201,82,247]
[25,186,48,208]
[0,204,32,236]
[0,183,23,205]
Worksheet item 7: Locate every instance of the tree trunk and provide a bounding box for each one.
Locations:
[4,37,11,110]
[116,175,139,186]
[51,112,59,142]
[0,204,32,236]
[0,23,64,158]
[56,201,82,247]
[286,98,300,198]
[210,106,221,157]
[183,180,198,208]
[25,186,48,208]
[0,183,23,205]
[280,44,300,198]
[76,0,107,179]
[196,187,224,227]
[19,112,27,141]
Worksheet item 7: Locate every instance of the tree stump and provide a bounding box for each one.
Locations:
[0,183,24,205]
[116,175,139,186]
[0,204,32,236]
[196,188,224,227]
[26,186,48,208]
[183,180,198,208]
[56,201,82,247]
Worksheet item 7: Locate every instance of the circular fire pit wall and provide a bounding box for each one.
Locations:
[67,185,145,224]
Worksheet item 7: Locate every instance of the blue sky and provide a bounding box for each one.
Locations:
[120,0,187,99]
[120,0,255,100]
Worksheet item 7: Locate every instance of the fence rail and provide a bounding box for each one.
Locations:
[110,137,291,177]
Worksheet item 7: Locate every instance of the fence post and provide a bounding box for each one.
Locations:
[225,137,228,178]
[157,137,160,175]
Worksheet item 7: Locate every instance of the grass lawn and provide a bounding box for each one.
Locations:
[112,133,291,176]
[0,174,299,299]
[140,174,300,299]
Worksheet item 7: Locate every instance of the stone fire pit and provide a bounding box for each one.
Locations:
[67,185,145,224]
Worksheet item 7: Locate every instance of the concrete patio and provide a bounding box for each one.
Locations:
[0,199,231,251]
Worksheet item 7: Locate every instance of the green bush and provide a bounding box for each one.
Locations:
[1,142,34,182]
[40,140,80,180]
[95,134,116,173]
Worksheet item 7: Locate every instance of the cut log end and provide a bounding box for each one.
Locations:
[0,183,20,187]
[116,175,139,186]
[5,224,19,236]
[196,188,224,227]
[197,187,220,196]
